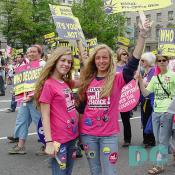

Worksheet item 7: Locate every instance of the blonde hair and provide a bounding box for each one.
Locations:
[34,47,73,108]
[78,44,116,100]
[116,48,129,62]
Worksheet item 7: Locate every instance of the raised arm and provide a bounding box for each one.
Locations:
[77,40,88,66]
[133,19,152,59]
[123,19,152,83]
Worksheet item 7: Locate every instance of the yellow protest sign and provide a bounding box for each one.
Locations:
[158,28,175,57]
[43,32,58,46]
[49,4,73,17]
[44,32,55,39]
[117,36,130,46]
[14,67,43,95]
[151,50,158,55]
[86,38,98,54]
[73,58,80,70]
[104,0,172,14]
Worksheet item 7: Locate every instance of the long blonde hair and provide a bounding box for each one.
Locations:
[78,44,116,100]
[34,47,73,108]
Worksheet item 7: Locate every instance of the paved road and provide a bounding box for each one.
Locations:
[0,87,175,175]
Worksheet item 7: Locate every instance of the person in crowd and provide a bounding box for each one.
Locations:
[6,53,27,113]
[77,19,152,175]
[140,52,156,148]
[0,51,6,96]
[139,55,175,174]
[35,47,79,175]
[8,45,45,154]
[116,47,132,147]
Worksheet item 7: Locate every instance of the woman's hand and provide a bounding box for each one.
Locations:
[139,19,153,38]
[45,142,56,157]
[23,96,32,103]
[134,70,142,80]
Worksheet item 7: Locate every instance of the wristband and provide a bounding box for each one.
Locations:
[45,140,53,143]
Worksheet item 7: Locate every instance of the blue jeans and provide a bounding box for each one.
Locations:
[51,139,77,175]
[81,134,118,175]
[152,112,173,165]
[11,94,17,111]
[14,101,41,139]
[0,75,5,94]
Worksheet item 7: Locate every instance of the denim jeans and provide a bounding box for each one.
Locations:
[0,75,5,94]
[120,111,132,143]
[152,112,173,165]
[11,94,17,111]
[81,134,118,175]
[14,101,41,139]
[51,139,77,175]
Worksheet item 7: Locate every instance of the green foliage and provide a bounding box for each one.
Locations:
[0,0,58,49]
[0,0,126,50]
[72,0,126,49]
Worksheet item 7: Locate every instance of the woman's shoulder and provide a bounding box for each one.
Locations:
[43,77,56,87]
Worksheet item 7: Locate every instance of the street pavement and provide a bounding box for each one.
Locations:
[0,86,175,175]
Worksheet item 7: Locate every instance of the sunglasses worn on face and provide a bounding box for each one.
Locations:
[121,53,128,56]
[157,59,167,63]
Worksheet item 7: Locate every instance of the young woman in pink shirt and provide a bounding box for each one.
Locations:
[77,20,152,175]
[35,47,79,175]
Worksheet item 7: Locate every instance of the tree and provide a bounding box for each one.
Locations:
[72,0,126,49]
[0,0,58,49]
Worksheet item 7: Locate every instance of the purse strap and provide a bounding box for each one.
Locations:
[157,75,171,98]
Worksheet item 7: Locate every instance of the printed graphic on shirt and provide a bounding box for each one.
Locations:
[154,77,171,100]
[87,87,110,109]
[63,88,75,111]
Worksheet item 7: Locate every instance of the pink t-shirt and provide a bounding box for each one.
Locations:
[80,73,125,136]
[39,77,78,144]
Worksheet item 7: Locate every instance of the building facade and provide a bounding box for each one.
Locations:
[59,0,74,5]
[125,0,175,51]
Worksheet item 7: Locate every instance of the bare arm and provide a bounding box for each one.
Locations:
[139,77,151,97]
[77,40,88,66]
[40,103,55,157]
[133,19,152,59]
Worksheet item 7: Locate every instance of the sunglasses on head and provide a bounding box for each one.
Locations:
[157,59,167,63]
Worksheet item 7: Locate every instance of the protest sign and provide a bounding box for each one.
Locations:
[58,40,79,59]
[104,0,172,14]
[49,4,87,46]
[43,32,58,46]
[44,32,55,39]
[119,80,140,112]
[117,36,130,47]
[86,38,98,55]
[73,58,80,70]
[116,36,129,53]
[14,67,43,95]
[49,4,73,17]
[158,28,175,57]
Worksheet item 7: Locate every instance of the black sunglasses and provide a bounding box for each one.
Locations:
[121,53,128,56]
[157,59,167,63]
